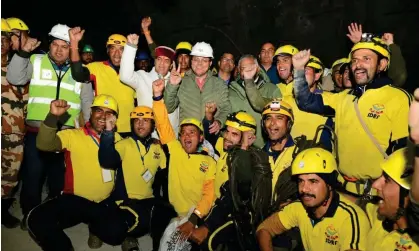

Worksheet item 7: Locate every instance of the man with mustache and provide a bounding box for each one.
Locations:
[152,77,216,241]
[27,95,122,251]
[97,105,175,251]
[69,27,135,137]
[257,147,370,251]
[261,99,296,196]
[6,23,93,230]
[293,38,411,202]
[365,148,418,250]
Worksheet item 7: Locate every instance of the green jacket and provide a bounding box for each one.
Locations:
[229,70,282,148]
[164,71,231,125]
[388,43,407,87]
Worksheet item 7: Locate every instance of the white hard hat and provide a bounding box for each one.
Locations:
[48,24,70,43]
[190,42,214,58]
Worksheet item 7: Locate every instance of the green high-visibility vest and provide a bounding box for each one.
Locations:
[27,54,82,127]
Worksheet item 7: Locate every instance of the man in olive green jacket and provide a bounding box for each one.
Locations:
[229,55,282,148]
[164,42,231,135]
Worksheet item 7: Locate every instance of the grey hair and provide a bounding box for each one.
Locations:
[238,54,259,69]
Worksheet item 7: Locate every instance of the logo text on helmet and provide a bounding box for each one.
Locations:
[104,99,109,105]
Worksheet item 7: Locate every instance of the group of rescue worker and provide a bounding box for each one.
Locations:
[1,16,419,251]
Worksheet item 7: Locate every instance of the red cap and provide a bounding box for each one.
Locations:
[155,46,176,61]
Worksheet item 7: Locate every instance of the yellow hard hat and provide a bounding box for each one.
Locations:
[274,45,299,57]
[331,57,349,70]
[380,148,411,190]
[106,34,127,47]
[350,35,390,60]
[292,147,337,176]
[306,55,324,72]
[130,106,154,120]
[91,94,119,115]
[175,41,192,52]
[180,118,204,133]
[1,18,11,33]
[225,111,257,132]
[262,99,294,122]
[6,17,29,31]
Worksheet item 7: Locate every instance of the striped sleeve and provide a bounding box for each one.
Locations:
[338,201,370,251]
[387,87,412,154]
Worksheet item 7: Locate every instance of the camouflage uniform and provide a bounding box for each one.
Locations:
[1,67,29,197]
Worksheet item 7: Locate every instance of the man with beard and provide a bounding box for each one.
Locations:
[27,95,122,251]
[213,111,257,198]
[366,148,418,250]
[134,51,151,72]
[275,45,299,97]
[229,54,281,148]
[97,106,175,251]
[257,147,370,251]
[261,99,296,195]
[293,39,411,202]
[69,27,135,137]
[80,44,94,65]
[120,33,179,136]
[152,78,216,240]
[6,23,93,230]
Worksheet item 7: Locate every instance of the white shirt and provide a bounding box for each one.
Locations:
[120,44,180,137]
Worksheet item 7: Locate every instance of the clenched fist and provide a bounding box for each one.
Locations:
[69,27,85,44]
[127,34,140,46]
[152,79,165,97]
[50,100,71,116]
[141,17,152,32]
[292,49,311,71]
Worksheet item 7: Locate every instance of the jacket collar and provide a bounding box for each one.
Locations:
[351,76,392,98]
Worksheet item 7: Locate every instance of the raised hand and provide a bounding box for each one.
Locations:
[205,101,217,121]
[152,78,165,97]
[209,120,222,135]
[50,100,71,116]
[21,37,41,53]
[381,33,394,45]
[105,114,117,131]
[141,17,152,32]
[169,62,182,85]
[242,63,258,80]
[409,88,419,144]
[127,34,140,46]
[292,49,311,70]
[241,130,256,150]
[347,22,363,44]
[69,27,85,44]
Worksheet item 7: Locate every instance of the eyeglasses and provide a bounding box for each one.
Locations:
[192,58,211,64]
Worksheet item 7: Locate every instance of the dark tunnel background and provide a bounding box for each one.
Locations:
[3,0,419,92]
